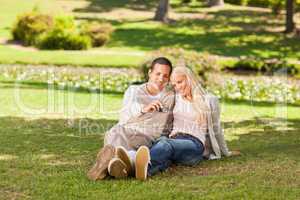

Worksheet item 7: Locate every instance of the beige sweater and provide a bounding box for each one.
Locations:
[104,84,175,150]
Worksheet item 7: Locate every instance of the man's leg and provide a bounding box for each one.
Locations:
[87,144,115,181]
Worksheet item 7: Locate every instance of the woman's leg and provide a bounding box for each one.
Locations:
[148,137,174,176]
[169,136,204,166]
[148,136,204,176]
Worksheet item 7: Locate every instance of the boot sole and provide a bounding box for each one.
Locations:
[135,146,150,181]
[108,158,128,178]
[116,146,132,175]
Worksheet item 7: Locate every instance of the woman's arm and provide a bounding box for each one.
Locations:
[210,95,232,157]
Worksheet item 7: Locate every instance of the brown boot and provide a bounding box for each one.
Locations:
[115,146,132,175]
[87,144,115,181]
[135,146,150,181]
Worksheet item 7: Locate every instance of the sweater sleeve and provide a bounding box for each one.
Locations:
[210,95,232,157]
[119,86,144,124]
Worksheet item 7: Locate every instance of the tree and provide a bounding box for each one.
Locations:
[207,0,224,7]
[285,0,295,33]
[154,0,170,23]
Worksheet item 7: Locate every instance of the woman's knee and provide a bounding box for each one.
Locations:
[151,139,173,156]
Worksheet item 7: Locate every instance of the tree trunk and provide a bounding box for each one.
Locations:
[207,0,224,7]
[285,0,295,33]
[154,0,170,23]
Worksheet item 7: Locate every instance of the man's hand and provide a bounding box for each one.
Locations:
[141,100,163,113]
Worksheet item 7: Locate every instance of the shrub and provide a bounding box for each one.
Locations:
[38,15,91,50]
[141,47,218,82]
[54,15,76,30]
[225,56,299,75]
[39,28,91,50]
[12,12,53,46]
[80,21,114,47]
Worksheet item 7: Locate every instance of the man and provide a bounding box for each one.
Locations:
[87,57,175,181]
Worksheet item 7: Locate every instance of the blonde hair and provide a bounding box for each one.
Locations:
[171,67,210,123]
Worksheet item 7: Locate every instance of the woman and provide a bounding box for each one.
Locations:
[135,66,240,180]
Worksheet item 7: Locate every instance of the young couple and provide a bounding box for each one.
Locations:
[87,57,238,181]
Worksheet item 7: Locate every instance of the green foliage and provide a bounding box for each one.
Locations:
[54,15,76,30]
[39,28,91,50]
[141,47,218,82]
[225,56,299,75]
[80,21,114,47]
[11,11,53,46]
[38,15,91,50]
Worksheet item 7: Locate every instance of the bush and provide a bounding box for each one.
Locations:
[38,15,91,50]
[80,21,114,47]
[54,15,76,30]
[225,56,299,75]
[12,12,53,46]
[141,47,218,82]
[12,11,113,50]
[39,28,91,50]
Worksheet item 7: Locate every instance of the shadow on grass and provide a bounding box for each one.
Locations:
[75,8,300,59]
[0,115,299,200]
[225,117,300,160]
[0,115,299,163]
[109,25,300,58]
[0,116,117,157]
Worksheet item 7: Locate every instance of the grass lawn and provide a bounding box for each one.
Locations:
[0,80,299,199]
[0,0,300,68]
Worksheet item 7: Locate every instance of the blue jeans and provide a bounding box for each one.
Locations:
[148,135,204,176]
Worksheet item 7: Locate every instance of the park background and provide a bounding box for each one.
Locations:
[0,0,299,199]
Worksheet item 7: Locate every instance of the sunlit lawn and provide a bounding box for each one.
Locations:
[0,80,299,199]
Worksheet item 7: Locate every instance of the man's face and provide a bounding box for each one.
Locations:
[148,63,171,91]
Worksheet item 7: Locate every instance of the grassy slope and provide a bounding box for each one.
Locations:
[0,0,300,68]
[0,81,299,199]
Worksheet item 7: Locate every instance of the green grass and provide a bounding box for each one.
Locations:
[0,80,299,199]
[0,46,145,68]
[0,0,299,67]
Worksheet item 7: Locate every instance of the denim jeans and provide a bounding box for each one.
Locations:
[148,135,204,176]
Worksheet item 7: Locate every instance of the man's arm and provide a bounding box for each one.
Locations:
[119,86,144,124]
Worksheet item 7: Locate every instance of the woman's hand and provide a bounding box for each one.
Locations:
[169,132,177,138]
[142,100,162,113]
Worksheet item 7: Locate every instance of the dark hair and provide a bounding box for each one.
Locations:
[150,57,172,75]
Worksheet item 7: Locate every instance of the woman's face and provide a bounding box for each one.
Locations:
[171,73,191,96]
